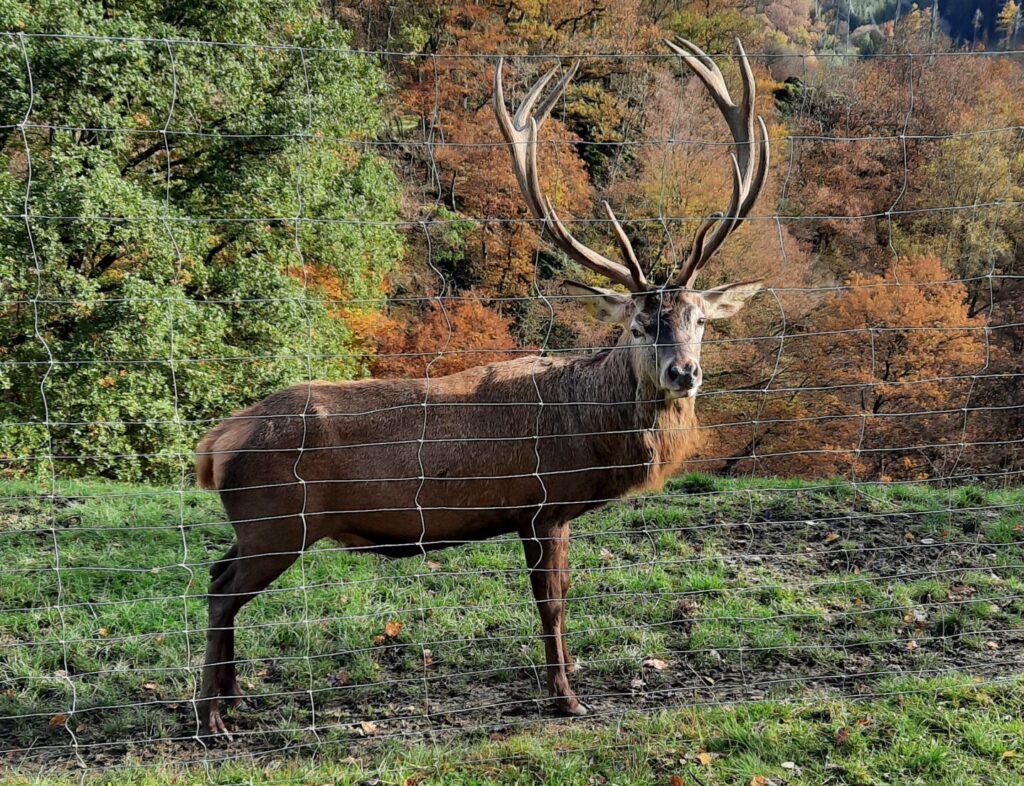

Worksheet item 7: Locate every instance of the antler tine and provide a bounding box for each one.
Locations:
[666,38,770,288]
[603,201,648,290]
[493,59,647,292]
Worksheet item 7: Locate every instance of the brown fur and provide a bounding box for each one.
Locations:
[193,294,729,735]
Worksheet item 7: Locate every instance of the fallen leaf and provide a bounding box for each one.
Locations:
[834,726,851,747]
[696,751,713,766]
[422,649,434,667]
[373,635,386,646]
[384,621,404,638]
[906,640,918,651]
[600,548,615,562]
[359,720,380,735]
[750,776,769,786]
[986,640,1000,650]
[642,657,669,670]
[670,775,685,786]
[824,532,840,544]
[426,560,442,570]
[97,628,108,638]
[143,681,158,691]
[781,761,796,769]
[49,713,67,727]
[1002,750,1017,759]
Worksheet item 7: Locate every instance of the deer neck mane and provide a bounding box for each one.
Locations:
[566,344,701,491]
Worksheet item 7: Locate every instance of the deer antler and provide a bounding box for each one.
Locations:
[493,39,768,293]
[667,37,770,288]
[493,59,649,292]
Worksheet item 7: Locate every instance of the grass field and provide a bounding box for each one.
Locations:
[1,474,1023,785]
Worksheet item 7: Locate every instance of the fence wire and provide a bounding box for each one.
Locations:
[0,31,1023,780]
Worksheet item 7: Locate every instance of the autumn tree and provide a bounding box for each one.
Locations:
[370,295,520,378]
[716,255,987,480]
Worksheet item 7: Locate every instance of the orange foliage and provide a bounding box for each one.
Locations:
[708,255,987,480]
[371,296,522,379]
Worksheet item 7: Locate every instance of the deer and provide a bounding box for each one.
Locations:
[193,37,769,736]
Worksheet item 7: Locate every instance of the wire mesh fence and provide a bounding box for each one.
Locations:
[1,29,1023,779]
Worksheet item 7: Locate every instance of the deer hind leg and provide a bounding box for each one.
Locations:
[521,523,586,716]
[559,569,576,674]
[197,542,299,737]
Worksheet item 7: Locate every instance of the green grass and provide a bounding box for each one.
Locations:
[1,474,1023,784]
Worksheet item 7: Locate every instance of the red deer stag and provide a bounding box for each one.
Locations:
[194,37,769,735]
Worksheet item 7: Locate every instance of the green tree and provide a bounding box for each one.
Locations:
[0,0,403,481]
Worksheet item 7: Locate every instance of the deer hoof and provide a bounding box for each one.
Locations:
[559,699,589,717]
[209,708,234,740]
[199,702,234,740]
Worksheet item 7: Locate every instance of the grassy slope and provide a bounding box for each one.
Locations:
[1,475,1023,785]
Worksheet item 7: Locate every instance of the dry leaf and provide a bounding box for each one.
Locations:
[384,621,404,639]
[373,634,386,646]
[750,776,769,786]
[359,720,380,735]
[642,657,669,670]
[143,681,158,692]
[834,726,851,747]
[49,713,67,727]
[986,640,1000,650]
[600,548,615,562]
[97,628,108,638]
[426,560,442,570]
[824,532,840,544]
[422,649,434,668]
[670,775,685,786]
[906,640,918,651]
[1001,750,1017,758]
[781,761,796,769]
[696,751,713,766]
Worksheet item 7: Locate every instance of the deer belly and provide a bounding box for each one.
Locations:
[314,473,546,553]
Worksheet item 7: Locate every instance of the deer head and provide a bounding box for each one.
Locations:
[494,38,770,398]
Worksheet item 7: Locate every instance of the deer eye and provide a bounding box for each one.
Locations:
[631,325,644,339]
[697,317,707,326]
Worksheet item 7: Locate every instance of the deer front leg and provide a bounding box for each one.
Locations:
[521,523,586,716]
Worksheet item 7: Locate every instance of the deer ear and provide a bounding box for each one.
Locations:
[563,280,633,324]
[700,279,764,319]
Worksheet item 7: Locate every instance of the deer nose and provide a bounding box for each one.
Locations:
[667,362,700,389]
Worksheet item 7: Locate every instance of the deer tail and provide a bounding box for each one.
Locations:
[195,416,255,490]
